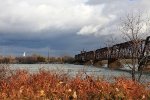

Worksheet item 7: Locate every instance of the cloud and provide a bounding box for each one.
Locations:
[77,14,116,36]
[0,0,150,36]
[78,0,150,36]
[0,0,150,56]
[0,0,104,35]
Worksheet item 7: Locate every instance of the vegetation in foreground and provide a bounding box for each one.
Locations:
[0,67,150,100]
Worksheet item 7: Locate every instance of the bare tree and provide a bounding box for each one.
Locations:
[119,12,149,81]
[104,34,123,68]
[105,35,117,57]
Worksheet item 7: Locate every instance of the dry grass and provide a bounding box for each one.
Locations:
[0,64,11,80]
[0,68,150,100]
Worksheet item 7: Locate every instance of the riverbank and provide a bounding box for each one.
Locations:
[0,69,150,99]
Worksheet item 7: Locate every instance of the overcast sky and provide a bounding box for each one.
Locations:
[0,0,149,57]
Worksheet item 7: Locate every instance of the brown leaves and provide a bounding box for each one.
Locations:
[0,70,150,99]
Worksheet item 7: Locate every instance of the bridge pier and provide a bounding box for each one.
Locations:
[84,60,94,66]
[94,60,106,67]
[139,61,150,72]
[142,65,150,72]
[108,58,122,69]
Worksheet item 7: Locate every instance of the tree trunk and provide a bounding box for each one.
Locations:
[131,68,136,81]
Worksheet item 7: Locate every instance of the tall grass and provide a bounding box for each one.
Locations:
[0,68,150,99]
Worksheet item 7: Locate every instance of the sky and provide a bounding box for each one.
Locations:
[0,0,150,57]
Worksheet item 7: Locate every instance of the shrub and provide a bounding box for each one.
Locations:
[0,69,149,99]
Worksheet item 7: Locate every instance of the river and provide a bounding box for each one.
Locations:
[9,64,150,82]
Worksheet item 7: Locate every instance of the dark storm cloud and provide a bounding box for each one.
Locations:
[0,29,105,56]
[0,0,150,56]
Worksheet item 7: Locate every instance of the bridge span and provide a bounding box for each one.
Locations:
[75,36,150,70]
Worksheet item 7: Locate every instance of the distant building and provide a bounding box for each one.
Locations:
[23,52,26,57]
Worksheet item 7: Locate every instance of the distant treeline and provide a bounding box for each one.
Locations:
[0,55,74,64]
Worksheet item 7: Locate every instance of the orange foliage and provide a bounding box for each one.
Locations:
[0,70,150,100]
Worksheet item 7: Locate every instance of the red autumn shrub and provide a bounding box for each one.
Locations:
[0,69,149,100]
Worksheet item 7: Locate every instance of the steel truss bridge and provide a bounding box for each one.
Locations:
[75,36,150,70]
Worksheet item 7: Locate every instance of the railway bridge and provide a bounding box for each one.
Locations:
[75,36,150,70]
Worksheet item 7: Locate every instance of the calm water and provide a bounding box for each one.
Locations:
[10,64,150,82]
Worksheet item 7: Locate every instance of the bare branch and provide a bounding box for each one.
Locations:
[119,12,149,81]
